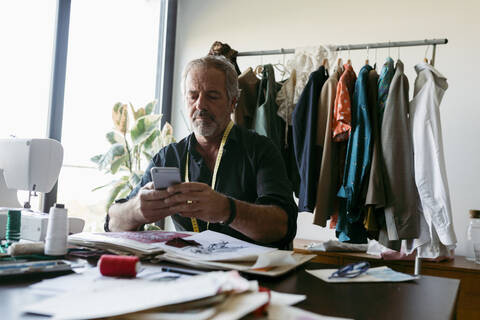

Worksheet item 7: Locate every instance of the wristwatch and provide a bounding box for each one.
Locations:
[221,197,237,226]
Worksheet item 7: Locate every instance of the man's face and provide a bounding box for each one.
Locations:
[185,66,235,138]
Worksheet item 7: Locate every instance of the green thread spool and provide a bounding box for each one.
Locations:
[6,210,21,244]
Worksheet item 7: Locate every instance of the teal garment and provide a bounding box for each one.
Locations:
[336,65,374,243]
[377,57,395,126]
[254,64,283,152]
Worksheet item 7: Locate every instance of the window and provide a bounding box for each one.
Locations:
[56,0,161,232]
[0,0,57,209]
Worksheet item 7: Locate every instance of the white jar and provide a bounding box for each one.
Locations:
[467,210,480,264]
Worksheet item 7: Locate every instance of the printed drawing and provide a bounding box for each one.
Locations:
[188,241,246,255]
[102,231,190,244]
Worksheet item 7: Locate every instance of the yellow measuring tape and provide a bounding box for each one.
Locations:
[185,120,234,232]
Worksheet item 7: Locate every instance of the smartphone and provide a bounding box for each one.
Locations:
[150,167,181,190]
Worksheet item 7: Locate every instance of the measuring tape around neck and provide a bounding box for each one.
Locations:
[185,120,234,232]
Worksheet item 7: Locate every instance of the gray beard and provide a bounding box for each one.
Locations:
[192,120,217,137]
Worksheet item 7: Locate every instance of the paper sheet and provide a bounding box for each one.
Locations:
[23,271,251,319]
[270,291,306,306]
[159,230,276,262]
[163,252,316,277]
[306,266,419,283]
[68,230,190,255]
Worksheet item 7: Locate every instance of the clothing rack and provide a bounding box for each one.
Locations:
[237,38,448,66]
[239,38,449,274]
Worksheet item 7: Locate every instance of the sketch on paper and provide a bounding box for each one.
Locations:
[187,241,246,255]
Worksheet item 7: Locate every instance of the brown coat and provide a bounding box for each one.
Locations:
[313,68,342,227]
[381,60,420,240]
[233,67,259,129]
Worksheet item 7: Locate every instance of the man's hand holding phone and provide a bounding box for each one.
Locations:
[131,167,182,225]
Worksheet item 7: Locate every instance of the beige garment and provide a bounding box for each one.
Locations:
[287,45,338,104]
[381,60,420,240]
[276,69,296,125]
[313,68,341,227]
[232,67,259,129]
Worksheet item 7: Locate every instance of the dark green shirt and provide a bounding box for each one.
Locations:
[125,125,298,249]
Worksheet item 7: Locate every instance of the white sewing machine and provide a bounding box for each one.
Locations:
[0,138,84,241]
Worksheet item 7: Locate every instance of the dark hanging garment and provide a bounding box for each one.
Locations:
[364,69,383,239]
[208,41,242,75]
[254,64,284,154]
[282,122,300,198]
[336,65,373,243]
[292,66,328,212]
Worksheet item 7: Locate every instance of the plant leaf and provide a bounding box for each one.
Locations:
[106,131,125,145]
[106,179,129,211]
[90,154,103,164]
[129,102,146,121]
[94,143,126,171]
[130,114,162,146]
[117,184,132,199]
[91,180,116,192]
[145,100,157,115]
[129,171,143,188]
[110,154,129,174]
[142,150,153,160]
[112,103,129,134]
[143,128,160,151]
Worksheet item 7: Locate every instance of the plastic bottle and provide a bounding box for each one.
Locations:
[466,209,480,264]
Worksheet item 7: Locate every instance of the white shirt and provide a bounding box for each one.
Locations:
[407,62,457,258]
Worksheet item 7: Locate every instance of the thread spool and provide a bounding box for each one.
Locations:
[6,210,21,244]
[99,254,140,277]
[8,242,45,256]
[44,204,68,256]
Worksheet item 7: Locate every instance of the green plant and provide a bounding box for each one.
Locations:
[91,101,175,210]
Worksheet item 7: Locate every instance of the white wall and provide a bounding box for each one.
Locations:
[170,0,480,256]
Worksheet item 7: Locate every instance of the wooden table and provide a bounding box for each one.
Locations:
[294,238,480,319]
[0,261,460,320]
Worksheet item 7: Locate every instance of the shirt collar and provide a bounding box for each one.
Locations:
[414,62,446,80]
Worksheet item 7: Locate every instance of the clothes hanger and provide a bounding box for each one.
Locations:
[423,45,430,64]
[347,46,352,65]
[365,46,370,65]
[254,65,264,78]
[273,62,289,81]
[374,48,378,70]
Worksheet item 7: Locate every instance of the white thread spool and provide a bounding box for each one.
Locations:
[44,203,68,256]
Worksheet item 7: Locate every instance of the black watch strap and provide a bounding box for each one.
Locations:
[222,197,237,226]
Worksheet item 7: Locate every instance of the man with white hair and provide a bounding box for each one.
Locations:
[107,55,297,248]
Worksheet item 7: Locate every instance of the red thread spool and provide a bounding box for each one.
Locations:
[99,254,140,277]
